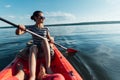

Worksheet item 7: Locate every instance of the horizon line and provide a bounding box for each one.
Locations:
[45,20,120,26]
[0,20,120,28]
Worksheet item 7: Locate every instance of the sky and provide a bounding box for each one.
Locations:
[0,0,120,26]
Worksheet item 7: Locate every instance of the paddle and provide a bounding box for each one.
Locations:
[0,17,78,53]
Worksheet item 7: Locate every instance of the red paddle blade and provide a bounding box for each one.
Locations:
[67,48,78,53]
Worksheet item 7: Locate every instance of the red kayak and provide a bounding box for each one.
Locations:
[0,44,83,80]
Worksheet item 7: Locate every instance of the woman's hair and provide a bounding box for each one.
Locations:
[31,10,43,21]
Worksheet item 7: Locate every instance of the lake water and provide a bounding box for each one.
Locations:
[0,24,120,80]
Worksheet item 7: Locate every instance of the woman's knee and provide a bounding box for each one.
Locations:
[53,74,65,80]
[30,45,38,54]
[42,38,48,44]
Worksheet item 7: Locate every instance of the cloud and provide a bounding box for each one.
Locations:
[105,0,120,5]
[5,5,11,8]
[18,15,30,20]
[45,11,77,24]
[5,14,30,19]
[8,15,15,19]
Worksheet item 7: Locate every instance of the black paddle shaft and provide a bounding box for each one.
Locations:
[0,17,45,39]
[0,17,19,28]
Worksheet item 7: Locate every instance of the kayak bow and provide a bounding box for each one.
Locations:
[0,43,83,80]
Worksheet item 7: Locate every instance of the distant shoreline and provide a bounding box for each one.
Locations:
[45,21,120,26]
[1,20,120,28]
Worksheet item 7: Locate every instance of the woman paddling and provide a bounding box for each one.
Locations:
[16,10,53,80]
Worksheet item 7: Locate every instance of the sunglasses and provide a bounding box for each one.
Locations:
[38,16,45,19]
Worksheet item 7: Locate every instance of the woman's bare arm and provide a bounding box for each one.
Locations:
[47,32,54,43]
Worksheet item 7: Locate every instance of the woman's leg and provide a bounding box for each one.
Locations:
[15,63,25,80]
[37,64,47,80]
[29,45,38,80]
[42,38,52,73]
[6,63,25,80]
[38,64,65,80]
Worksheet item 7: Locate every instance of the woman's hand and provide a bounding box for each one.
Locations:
[16,24,26,35]
[18,24,26,31]
[49,37,54,43]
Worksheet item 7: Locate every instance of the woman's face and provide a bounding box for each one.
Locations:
[35,13,45,24]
